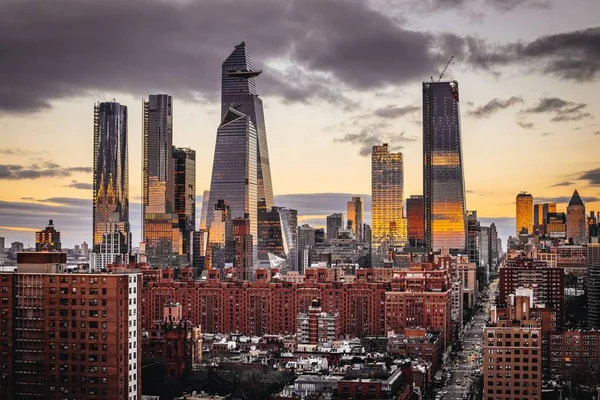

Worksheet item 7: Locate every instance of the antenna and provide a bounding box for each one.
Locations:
[437,56,454,82]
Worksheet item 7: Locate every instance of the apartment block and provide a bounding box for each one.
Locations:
[484,289,542,400]
[0,252,141,400]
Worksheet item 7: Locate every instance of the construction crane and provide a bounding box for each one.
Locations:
[436,56,454,82]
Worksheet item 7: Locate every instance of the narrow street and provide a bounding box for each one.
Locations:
[436,279,498,400]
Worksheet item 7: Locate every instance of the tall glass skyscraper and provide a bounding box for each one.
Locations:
[173,147,196,256]
[220,41,274,208]
[207,42,274,270]
[515,192,534,236]
[143,94,181,267]
[93,101,130,253]
[347,197,364,241]
[371,143,407,267]
[423,81,467,251]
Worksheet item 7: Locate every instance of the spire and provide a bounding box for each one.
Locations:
[569,189,584,206]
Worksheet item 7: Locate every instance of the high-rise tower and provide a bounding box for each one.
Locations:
[173,147,196,257]
[406,195,424,247]
[143,94,181,267]
[423,81,467,251]
[93,101,130,255]
[567,190,586,244]
[347,197,364,241]
[515,192,534,236]
[371,143,407,267]
[207,42,274,270]
[220,41,274,208]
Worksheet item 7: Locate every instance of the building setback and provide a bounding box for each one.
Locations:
[499,257,565,327]
[484,289,542,400]
[0,252,141,399]
[143,94,181,268]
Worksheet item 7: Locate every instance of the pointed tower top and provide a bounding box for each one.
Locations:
[569,189,584,206]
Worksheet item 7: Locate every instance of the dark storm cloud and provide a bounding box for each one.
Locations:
[334,130,417,156]
[551,181,574,187]
[523,97,592,122]
[517,121,534,129]
[407,0,547,12]
[374,105,420,119]
[578,168,600,186]
[468,27,600,82]
[66,181,93,190]
[467,96,523,118]
[0,162,91,180]
[0,0,460,113]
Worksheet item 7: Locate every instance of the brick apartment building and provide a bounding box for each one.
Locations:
[549,330,600,385]
[387,328,442,373]
[500,257,565,327]
[484,288,542,400]
[141,263,453,349]
[0,252,142,400]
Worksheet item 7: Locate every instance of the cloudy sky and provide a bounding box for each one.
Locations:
[0,0,599,247]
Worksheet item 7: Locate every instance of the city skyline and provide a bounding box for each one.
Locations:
[1,0,600,248]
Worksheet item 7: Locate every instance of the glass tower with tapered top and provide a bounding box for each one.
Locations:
[207,42,275,270]
[220,41,274,209]
[423,81,467,252]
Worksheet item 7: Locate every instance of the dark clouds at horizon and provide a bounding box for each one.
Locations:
[0,193,515,249]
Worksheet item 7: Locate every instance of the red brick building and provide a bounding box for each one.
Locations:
[549,330,600,385]
[1,252,142,399]
[500,257,565,327]
[142,264,453,350]
[387,328,442,373]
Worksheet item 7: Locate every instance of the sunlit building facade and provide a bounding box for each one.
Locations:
[35,219,61,251]
[92,101,130,253]
[143,94,181,267]
[516,192,534,236]
[423,81,467,251]
[407,195,424,247]
[567,190,586,244]
[173,147,196,257]
[371,143,407,267]
[534,202,556,233]
[347,197,364,241]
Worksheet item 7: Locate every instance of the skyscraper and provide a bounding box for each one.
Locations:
[278,208,298,272]
[93,101,130,255]
[588,243,600,329]
[35,219,61,251]
[567,189,586,244]
[515,192,534,236]
[423,81,467,251]
[466,211,480,266]
[326,213,344,241]
[143,94,181,267]
[173,147,196,257]
[347,197,364,241]
[206,42,274,270]
[371,143,407,266]
[199,190,210,230]
[406,195,424,247]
